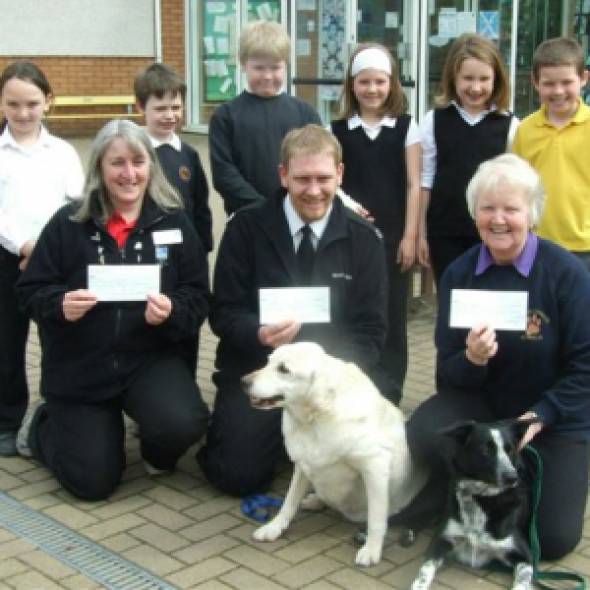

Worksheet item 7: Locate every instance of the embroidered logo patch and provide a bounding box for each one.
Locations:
[179,165,191,182]
[522,309,548,341]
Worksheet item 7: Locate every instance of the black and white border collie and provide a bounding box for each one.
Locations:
[411,419,536,590]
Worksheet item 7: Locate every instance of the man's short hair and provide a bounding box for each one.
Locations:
[280,125,342,168]
[532,37,586,80]
[134,63,187,108]
[239,20,290,65]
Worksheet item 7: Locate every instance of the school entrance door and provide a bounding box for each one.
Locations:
[186,0,579,130]
[290,0,420,121]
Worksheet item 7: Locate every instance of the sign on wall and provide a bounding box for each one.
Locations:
[0,0,155,57]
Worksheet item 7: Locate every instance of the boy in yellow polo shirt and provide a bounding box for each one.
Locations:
[513,37,590,268]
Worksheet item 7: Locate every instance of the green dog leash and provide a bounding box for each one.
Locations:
[523,445,586,590]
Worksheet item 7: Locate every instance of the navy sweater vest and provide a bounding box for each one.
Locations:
[331,116,410,242]
[428,106,511,238]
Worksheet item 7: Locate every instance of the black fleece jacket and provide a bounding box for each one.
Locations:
[210,194,387,380]
[17,197,210,401]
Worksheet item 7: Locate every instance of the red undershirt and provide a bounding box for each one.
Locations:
[106,211,137,248]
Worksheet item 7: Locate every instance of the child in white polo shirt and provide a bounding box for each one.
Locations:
[0,61,84,455]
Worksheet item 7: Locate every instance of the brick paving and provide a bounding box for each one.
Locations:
[0,135,587,589]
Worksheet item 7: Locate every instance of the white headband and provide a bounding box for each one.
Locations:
[351,47,391,77]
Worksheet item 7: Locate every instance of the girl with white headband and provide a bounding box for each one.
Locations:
[331,43,421,406]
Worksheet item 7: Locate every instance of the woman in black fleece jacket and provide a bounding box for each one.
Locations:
[16,120,210,500]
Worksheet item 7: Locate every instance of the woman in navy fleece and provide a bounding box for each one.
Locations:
[407,153,590,560]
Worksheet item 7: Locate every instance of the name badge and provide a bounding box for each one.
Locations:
[152,229,182,245]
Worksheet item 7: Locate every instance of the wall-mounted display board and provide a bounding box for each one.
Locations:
[203,1,238,102]
[202,0,281,102]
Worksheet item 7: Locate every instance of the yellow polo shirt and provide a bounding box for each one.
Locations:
[512,101,590,251]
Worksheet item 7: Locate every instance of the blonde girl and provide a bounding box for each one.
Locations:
[0,61,83,455]
[418,33,518,285]
[331,42,421,405]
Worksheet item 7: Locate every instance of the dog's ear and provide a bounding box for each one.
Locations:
[438,420,477,445]
[305,367,336,415]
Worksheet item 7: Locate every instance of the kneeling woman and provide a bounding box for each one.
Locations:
[407,154,590,560]
[17,119,210,500]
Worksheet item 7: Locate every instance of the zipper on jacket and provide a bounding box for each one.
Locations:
[92,213,165,372]
[112,243,126,372]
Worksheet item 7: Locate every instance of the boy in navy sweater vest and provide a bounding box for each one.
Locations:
[134,63,213,253]
[135,63,212,375]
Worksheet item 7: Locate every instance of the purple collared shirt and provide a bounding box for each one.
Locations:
[475,232,538,277]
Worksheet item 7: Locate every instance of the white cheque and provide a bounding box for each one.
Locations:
[259,287,330,324]
[88,265,160,302]
[450,289,528,331]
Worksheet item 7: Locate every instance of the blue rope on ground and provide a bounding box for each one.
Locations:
[241,494,283,523]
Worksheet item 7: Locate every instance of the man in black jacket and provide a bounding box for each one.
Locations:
[197,124,388,495]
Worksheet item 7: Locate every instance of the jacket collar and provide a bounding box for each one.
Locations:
[256,191,349,281]
[89,191,166,233]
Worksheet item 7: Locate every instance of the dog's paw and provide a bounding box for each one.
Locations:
[355,543,382,567]
[410,559,440,590]
[300,493,325,511]
[511,562,533,590]
[252,520,284,542]
[410,578,431,590]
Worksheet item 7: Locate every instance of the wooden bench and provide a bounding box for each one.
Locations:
[47,95,142,121]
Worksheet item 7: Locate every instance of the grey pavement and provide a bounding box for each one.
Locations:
[0,134,586,589]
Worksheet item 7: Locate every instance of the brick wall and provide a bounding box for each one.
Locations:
[0,0,185,137]
[161,0,185,77]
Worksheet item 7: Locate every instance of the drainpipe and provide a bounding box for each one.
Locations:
[154,0,163,62]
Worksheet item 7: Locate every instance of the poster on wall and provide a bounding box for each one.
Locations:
[319,0,346,101]
[247,0,281,21]
[203,1,237,102]
[478,11,499,40]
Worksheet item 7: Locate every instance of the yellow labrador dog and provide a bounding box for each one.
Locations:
[242,342,428,566]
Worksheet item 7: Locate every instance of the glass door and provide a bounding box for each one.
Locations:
[290,0,419,122]
[514,0,574,117]
[357,0,420,116]
[420,0,472,116]
[419,0,520,118]
[573,0,590,105]
[290,0,352,123]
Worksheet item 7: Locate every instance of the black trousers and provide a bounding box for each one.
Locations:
[428,235,480,287]
[406,391,590,560]
[197,373,284,496]
[180,336,199,377]
[30,356,210,501]
[373,242,409,405]
[0,247,29,432]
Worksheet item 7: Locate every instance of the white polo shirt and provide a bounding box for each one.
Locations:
[0,126,84,255]
[419,102,519,189]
